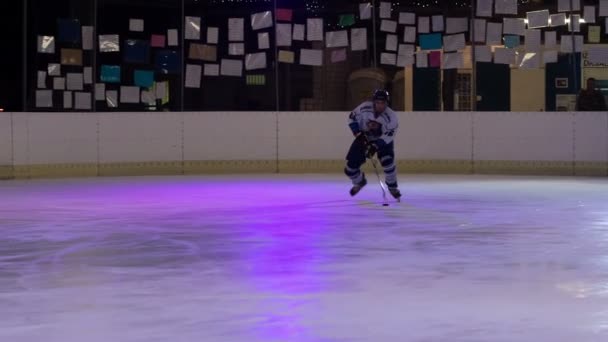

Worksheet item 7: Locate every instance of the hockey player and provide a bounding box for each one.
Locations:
[344,89,401,200]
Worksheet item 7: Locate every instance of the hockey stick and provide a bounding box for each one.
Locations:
[370,156,389,206]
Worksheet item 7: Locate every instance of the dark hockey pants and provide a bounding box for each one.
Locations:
[343,139,398,188]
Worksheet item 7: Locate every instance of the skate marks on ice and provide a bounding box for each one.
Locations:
[2,175,608,341]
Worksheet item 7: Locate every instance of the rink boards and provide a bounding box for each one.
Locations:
[0,111,607,179]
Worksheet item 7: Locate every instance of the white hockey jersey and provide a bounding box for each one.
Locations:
[348,101,399,146]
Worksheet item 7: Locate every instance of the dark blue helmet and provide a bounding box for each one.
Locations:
[372,89,390,103]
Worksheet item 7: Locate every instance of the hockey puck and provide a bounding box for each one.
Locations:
[382,203,389,207]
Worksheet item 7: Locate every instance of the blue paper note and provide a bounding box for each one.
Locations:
[134,70,155,88]
[504,35,520,48]
[101,65,121,83]
[124,40,150,64]
[58,18,81,44]
[155,50,180,75]
[419,33,443,50]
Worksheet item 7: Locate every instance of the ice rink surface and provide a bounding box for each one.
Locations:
[2,174,608,341]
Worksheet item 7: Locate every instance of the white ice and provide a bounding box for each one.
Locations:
[1,174,608,341]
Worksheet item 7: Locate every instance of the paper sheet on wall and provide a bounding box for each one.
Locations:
[443,33,465,52]
[84,67,92,85]
[151,34,166,48]
[398,44,415,56]
[399,12,416,25]
[67,73,84,91]
[130,19,144,32]
[584,6,596,24]
[477,0,493,17]
[380,52,397,66]
[202,44,218,61]
[559,0,580,12]
[331,49,347,63]
[518,52,540,69]
[339,14,355,28]
[245,52,267,70]
[82,26,93,50]
[550,14,566,27]
[385,34,398,51]
[429,51,441,67]
[432,15,444,32]
[204,64,220,76]
[75,92,91,110]
[157,81,171,104]
[190,43,217,61]
[293,24,305,40]
[416,51,428,68]
[58,19,79,43]
[277,9,293,22]
[495,0,517,15]
[278,50,295,63]
[63,91,72,109]
[220,59,243,76]
[544,31,557,48]
[207,27,219,44]
[48,63,61,76]
[106,90,118,108]
[120,86,140,103]
[446,17,468,33]
[475,45,492,62]
[418,17,430,34]
[229,18,244,41]
[258,32,270,49]
[307,18,323,41]
[569,15,581,32]
[300,49,323,66]
[419,33,443,50]
[36,90,52,107]
[560,35,583,53]
[380,20,397,33]
[527,10,549,29]
[185,17,201,40]
[168,29,179,46]
[503,18,526,36]
[486,22,502,45]
[61,49,83,66]
[351,28,368,51]
[589,25,600,43]
[185,64,202,88]
[38,36,55,53]
[494,47,516,65]
[251,11,273,30]
[53,77,65,90]
[473,19,486,43]
[379,2,392,19]
[95,83,105,101]
[141,90,155,104]
[99,35,119,52]
[543,50,558,64]
[360,3,372,20]
[601,0,608,16]
[228,43,245,56]
[403,26,416,43]
[524,29,541,52]
[397,54,414,67]
[277,23,293,47]
[442,52,464,69]
[504,35,520,48]
[587,47,608,64]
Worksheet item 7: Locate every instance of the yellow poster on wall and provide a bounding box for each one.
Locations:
[588,26,601,43]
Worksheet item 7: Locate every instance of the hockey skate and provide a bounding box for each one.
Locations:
[387,185,401,201]
[349,174,367,197]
